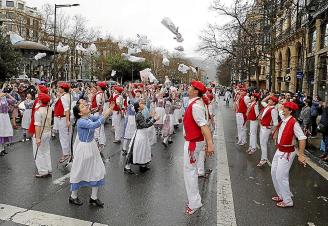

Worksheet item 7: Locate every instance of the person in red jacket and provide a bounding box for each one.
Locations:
[246,92,260,154]
[271,102,306,208]
[183,80,214,215]
[235,88,250,145]
[257,95,279,167]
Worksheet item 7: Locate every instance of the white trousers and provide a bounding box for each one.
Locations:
[32,132,52,175]
[113,111,124,141]
[197,149,205,176]
[271,150,296,204]
[123,138,131,151]
[184,141,205,209]
[236,113,247,144]
[56,117,71,156]
[249,120,258,149]
[94,113,106,145]
[259,125,272,160]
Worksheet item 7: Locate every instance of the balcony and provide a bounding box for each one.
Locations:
[276,22,303,45]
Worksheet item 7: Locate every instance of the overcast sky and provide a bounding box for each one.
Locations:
[28,0,231,57]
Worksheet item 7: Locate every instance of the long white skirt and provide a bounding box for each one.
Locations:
[70,140,105,184]
[173,109,181,125]
[148,125,157,145]
[32,132,52,175]
[124,115,136,139]
[129,129,151,164]
[154,107,165,125]
[0,113,13,137]
[21,109,32,129]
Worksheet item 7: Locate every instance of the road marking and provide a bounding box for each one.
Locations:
[0,203,107,226]
[304,155,328,181]
[216,104,237,226]
[53,173,70,185]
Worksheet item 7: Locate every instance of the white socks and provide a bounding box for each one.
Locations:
[0,144,4,152]
[91,187,98,200]
[125,164,131,169]
[71,187,99,200]
[71,190,78,199]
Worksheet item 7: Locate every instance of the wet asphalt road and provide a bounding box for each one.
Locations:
[220,99,328,226]
[0,121,216,226]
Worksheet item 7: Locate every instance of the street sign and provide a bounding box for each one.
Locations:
[284,75,291,82]
[296,71,304,79]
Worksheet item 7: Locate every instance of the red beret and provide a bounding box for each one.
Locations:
[283,102,299,111]
[269,95,278,103]
[38,85,48,94]
[59,82,70,89]
[134,89,142,93]
[191,80,206,94]
[207,93,214,101]
[97,81,107,88]
[137,83,144,88]
[252,93,261,100]
[38,93,50,105]
[114,86,124,93]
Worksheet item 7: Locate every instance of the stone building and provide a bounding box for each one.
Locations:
[273,0,306,93]
[0,0,41,41]
[303,0,328,100]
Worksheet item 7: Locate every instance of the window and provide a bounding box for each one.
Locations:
[6,1,14,7]
[18,3,24,10]
[321,23,328,48]
[6,12,15,20]
[310,29,317,53]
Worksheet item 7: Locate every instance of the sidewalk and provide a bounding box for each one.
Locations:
[305,136,328,171]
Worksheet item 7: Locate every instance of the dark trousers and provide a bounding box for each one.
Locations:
[323,134,328,155]
[311,116,318,136]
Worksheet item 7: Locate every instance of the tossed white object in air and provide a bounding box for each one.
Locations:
[190,66,197,73]
[128,47,142,55]
[76,43,87,52]
[122,53,146,63]
[57,42,70,53]
[178,64,190,74]
[137,34,150,49]
[175,46,184,52]
[162,57,170,66]
[87,43,97,55]
[111,70,117,77]
[161,17,184,42]
[34,52,47,60]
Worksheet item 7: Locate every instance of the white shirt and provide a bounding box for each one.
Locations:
[189,97,207,127]
[61,93,72,112]
[96,92,106,106]
[277,116,307,148]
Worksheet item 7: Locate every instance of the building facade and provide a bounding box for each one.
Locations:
[0,0,41,42]
[303,0,328,100]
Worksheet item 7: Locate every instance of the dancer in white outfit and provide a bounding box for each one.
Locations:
[271,101,306,208]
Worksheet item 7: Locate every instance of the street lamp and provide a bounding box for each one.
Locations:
[53,3,80,80]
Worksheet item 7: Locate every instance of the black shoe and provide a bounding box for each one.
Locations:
[168,140,173,144]
[139,166,150,173]
[0,152,5,157]
[122,150,127,156]
[162,142,168,148]
[124,167,135,174]
[69,196,83,206]
[89,198,104,208]
[3,150,8,155]
[100,152,105,159]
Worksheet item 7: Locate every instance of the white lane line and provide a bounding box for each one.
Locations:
[53,173,70,185]
[303,154,328,181]
[0,203,108,226]
[216,104,237,226]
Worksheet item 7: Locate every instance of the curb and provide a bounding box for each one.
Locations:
[305,149,328,172]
